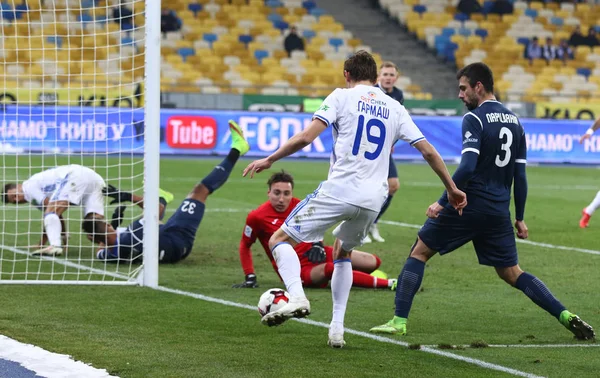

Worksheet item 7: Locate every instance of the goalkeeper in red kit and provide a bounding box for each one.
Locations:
[233,171,396,290]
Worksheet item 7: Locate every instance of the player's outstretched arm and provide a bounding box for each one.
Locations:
[413,140,467,211]
[243,119,327,178]
[580,117,600,143]
[234,215,260,288]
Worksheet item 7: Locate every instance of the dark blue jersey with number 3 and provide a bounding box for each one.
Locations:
[460,100,527,213]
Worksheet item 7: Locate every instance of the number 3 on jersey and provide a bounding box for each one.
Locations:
[181,200,196,214]
[495,126,513,167]
[352,115,387,160]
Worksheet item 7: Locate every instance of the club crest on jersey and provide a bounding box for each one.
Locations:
[367,91,377,98]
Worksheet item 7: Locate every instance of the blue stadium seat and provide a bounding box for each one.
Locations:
[274,20,289,32]
[441,27,456,37]
[1,3,16,21]
[458,27,472,37]
[121,36,134,46]
[266,0,284,8]
[47,36,63,48]
[178,47,195,62]
[302,0,316,11]
[254,49,269,64]
[268,13,283,23]
[302,29,316,41]
[524,8,538,19]
[550,17,564,26]
[435,35,450,54]
[454,13,469,22]
[188,3,202,15]
[577,67,591,79]
[121,23,134,31]
[329,37,344,51]
[96,14,108,23]
[444,42,458,62]
[203,33,218,46]
[81,0,94,8]
[238,34,253,45]
[413,4,427,14]
[310,7,325,18]
[517,37,529,46]
[78,13,94,22]
[475,28,488,39]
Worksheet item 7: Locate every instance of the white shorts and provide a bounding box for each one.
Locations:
[281,189,378,252]
[49,167,106,216]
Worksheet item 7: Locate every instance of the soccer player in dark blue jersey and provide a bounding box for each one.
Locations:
[82,120,250,264]
[366,61,405,243]
[370,63,595,340]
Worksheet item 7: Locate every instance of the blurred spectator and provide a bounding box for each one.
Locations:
[457,0,482,15]
[556,39,575,62]
[113,1,133,26]
[489,0,513,15]
[284,26,305,57]
[526,37,542,62]
[375,61,404,104]
[542,37,557,61]
[161,9,181,34]
[568,26,585,47]
[584,28,599,47]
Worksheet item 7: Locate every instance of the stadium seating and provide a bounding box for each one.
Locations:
[379,0,600,103]
[0,0,432,100]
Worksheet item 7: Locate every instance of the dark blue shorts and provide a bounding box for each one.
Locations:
[158,199,205,263]
[388,155,398,179]
[418,207,518,267]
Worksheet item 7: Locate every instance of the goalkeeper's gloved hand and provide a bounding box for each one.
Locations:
[304,241,326,264]
[232,273,258,288]
[110,205,127,229]
[103,184,133,204]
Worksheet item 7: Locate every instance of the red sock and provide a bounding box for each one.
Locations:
[372,254,381,269]
[352,271,388,288]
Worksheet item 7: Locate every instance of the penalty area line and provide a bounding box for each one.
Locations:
[154,286,542,378]
[379,220,600,256]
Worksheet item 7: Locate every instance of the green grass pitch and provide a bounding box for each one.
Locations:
[0,155,599,378]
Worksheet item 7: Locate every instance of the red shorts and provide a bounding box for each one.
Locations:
[300,246,334,288]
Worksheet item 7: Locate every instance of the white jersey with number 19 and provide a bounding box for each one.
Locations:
[312,84,425,212]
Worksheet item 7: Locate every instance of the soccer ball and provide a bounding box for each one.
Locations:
[257,288,290,317]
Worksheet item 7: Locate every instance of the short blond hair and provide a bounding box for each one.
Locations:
[379,61,399,73]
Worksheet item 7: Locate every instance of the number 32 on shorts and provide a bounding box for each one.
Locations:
[181,200,196,214]
[352,115,386,160]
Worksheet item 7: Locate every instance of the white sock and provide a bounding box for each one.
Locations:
[272,243,305,298]
[586,191,600,215]
[331,259,352,325]
[44,213,62,247]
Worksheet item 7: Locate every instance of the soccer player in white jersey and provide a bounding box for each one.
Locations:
[2,164,106,256]
[579,120,600,228]
[243,50,467,348]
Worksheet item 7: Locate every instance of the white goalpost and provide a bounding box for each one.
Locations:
[0,0,160,285]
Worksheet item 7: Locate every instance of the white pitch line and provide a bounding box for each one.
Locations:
[379,220,600,256]
[154,286,542,378]
[421,344,600,349]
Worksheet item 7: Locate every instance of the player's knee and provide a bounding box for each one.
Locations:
[372,254,382,269]
[409,238,434,262]
[495,265,523,286]
[187,184,209,204]
[388,178,400,195]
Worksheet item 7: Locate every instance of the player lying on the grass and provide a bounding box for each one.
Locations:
[2,164,106,256]
[82,120,250,264]
[578,121,600,228]
[243,51,466,349]
[233,170,396,290]
[370,62,596,340]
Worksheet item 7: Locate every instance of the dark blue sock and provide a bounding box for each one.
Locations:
[515,272,566,319]
[200,149,240,193]
[394,257,425,318]
[375,195,393,224]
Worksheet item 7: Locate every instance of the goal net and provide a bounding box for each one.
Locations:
[0,0,160,285]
